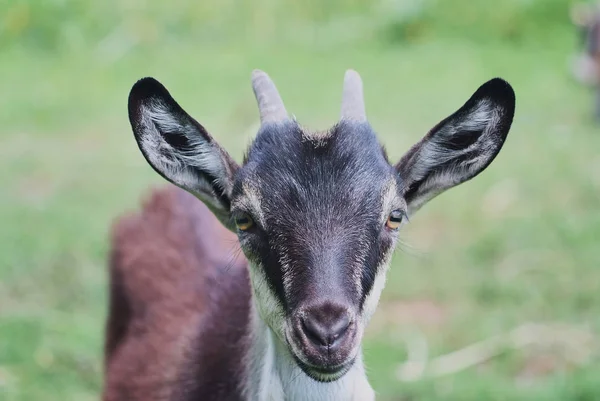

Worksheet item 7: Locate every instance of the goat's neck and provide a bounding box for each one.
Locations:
[244,299,375,401]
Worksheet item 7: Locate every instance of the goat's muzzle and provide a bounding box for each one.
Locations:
[287,300,359,382]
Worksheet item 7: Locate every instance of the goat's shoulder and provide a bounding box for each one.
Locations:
[108,185,239,310]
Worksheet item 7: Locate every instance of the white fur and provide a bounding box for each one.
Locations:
[244,293,375,401]
[280,251,295,304]
[244,261,287,343]
[300,124,335,145]
[137,99,231,213]
[404,99,503,215]
[362,258,391,325]
[412,99,495,183]
[244,301,285,401]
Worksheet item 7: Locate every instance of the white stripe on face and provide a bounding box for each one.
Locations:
[361,246,394,325]
[246,261,287,343]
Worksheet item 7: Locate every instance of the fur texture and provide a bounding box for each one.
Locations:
[103,72,516,400]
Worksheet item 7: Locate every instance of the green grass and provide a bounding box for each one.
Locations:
[1,0,600,400]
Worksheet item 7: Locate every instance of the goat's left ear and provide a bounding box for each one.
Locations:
[396,78,516,215]
[128,77,239,229]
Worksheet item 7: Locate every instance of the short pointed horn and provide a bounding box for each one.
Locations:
[340,69,366,122]
[251,69,288,124]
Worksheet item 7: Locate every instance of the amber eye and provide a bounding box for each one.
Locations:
[386,210,404,230]
[234,213,254,231]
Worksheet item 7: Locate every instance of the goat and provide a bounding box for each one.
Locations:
[571,2,600,120]
[103,69,516,400]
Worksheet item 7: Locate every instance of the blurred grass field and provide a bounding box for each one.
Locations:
[1,0,600,400]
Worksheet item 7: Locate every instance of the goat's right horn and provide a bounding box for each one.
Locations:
[340,69,366,122]
[252,69,288,124]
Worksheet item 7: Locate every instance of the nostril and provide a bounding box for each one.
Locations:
[302,317,329,346]
[301,309,352,348]
[329,314,351,342]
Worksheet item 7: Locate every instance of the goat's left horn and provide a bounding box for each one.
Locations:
[340,69,366,122]
[252,69,288,124]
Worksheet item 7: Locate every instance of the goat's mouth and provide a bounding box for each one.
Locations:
[291,352,354,383]
[284,315,360,383]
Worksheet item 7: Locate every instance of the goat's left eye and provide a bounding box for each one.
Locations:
[235,213,254,231]
[386,210,404,230]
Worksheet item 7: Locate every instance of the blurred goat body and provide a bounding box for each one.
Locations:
[103,69,516,400]
[572,4,600,85]
[571,2,600,119]
[104,186,251,400]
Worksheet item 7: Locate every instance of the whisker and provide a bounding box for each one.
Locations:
[289,365,305,386]
[395,235,428,259]
[222,243,245,273]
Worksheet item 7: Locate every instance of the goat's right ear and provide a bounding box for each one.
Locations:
[128,77,239,229]
[395,78,516,216]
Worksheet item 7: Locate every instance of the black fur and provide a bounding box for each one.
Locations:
[231,120,398,311]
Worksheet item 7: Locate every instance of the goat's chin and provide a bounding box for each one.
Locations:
[289,351,355,383]
[306,364,354,383]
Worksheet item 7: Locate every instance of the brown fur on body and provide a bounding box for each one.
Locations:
[103,185,250,401]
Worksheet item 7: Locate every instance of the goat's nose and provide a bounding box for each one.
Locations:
[301,303,352,348]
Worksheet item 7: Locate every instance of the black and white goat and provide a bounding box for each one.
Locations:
[103,70,516,401]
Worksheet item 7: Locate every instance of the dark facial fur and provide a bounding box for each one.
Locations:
[231,120,400,314]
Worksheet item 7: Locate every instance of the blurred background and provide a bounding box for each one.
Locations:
[1,0,600,400]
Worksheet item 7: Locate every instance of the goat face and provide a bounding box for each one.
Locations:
[127,70,515,382]
[231,120,400,381]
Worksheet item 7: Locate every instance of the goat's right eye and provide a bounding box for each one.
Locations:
[235,213,254,231]
[386,210,404,230]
